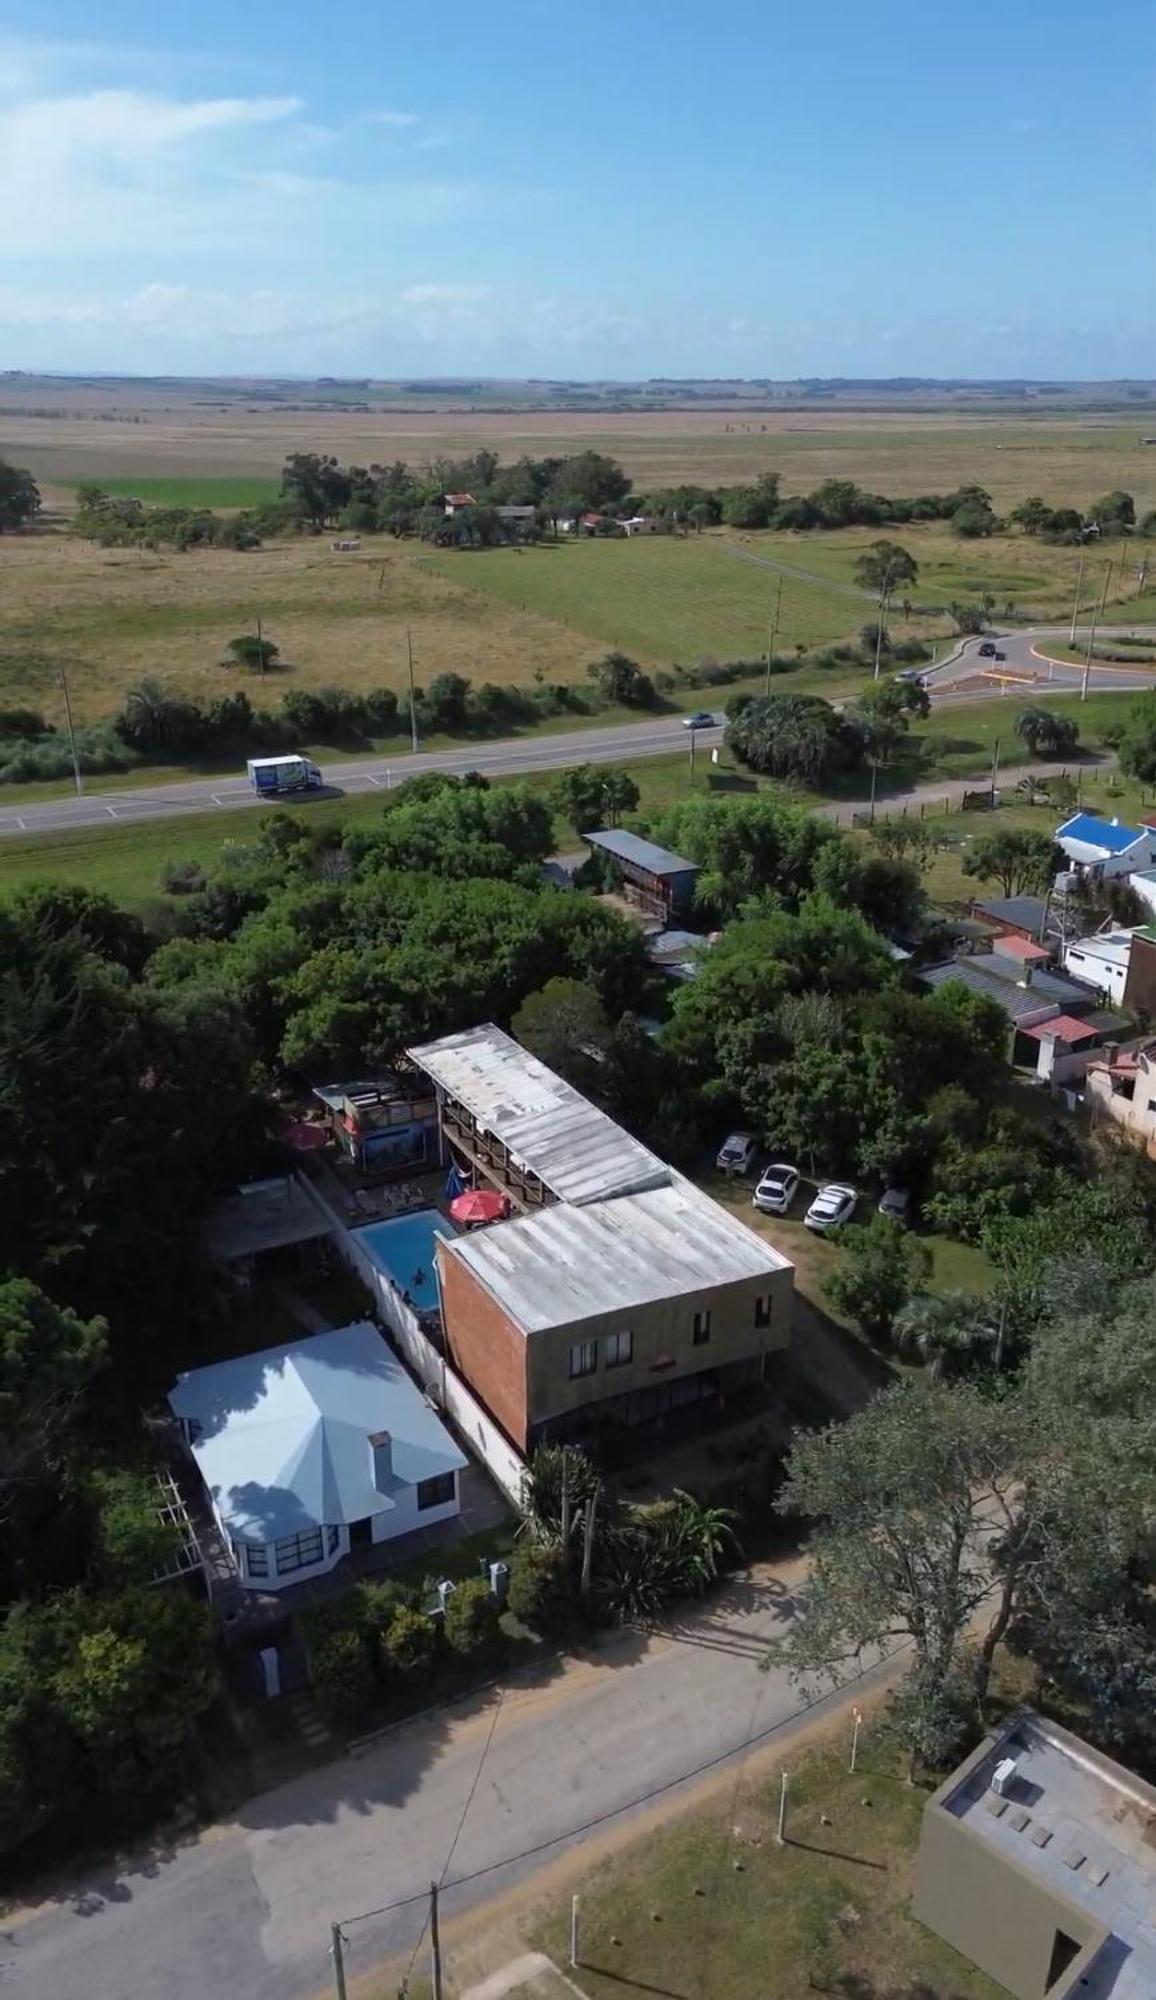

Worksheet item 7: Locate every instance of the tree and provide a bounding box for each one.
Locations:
[549,764,638,834]
[1117,689,1156,782]
[601,769,640,826]
[280,452,351,528]
[506,1544,572,1633]
[0,1280,106,1516]
[380,1604,437,1677]
[961,827,1058,898]
[512,979,612,1089]
[0,459,41,533]
[853,540,919,601]
[824,1215,932,1340]
[726,692,864,788]
[225,634,281,675]
[1014,705,1080,758]
[891,1290,998,1378]
[1086,490,1135,536]
[948,600,987,634]
[586,652,657,708]
[1008,496,1052,536]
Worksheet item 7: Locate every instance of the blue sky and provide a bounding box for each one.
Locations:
[0,2,1152,378]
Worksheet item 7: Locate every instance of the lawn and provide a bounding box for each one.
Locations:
[88,474,282,509]
[528,1722,1005,2000]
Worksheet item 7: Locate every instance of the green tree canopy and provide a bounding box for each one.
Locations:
[960,826,1058,897]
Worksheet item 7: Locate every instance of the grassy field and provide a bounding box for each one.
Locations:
[7,396,1151,511]
[528,1722,1004,2000]
[93,474,281,509]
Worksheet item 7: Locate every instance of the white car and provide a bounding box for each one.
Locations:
[753,1163,800,1214]
[878,1186,911,1224]
[804,1183,858,1232]
[683,710,716,730]
[716,1131,757,1177]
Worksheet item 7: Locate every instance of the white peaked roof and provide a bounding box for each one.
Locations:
[168,1322,465,1544]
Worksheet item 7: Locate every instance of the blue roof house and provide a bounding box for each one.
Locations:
[1056,814,1156,882]
[169,1322,466,1591]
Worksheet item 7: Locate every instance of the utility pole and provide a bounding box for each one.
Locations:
[580,1484,599,1600]
[850,1705,862,1775]
[256,611,265,681]
[58,662,83,795]
[873,592,889,682]
[570,1895,582,1970]
[990,735,1001,808]
[430,1882,443,2000]
[689,726,697,780]
[1080,563,1113,702]
[1069,548,1086,645]
[330,1924,348,2000]
[406,627,419,753]
[764,576,783,696]
[776,1768,789,1845]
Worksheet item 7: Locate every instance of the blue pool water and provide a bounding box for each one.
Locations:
[355,1209,457,1313]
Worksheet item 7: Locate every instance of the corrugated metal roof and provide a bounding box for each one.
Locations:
[408,1024,670,1206]
[168,1322,465,1542]
[1057,813,1146,855]
[584,828,699,879]
[919,960,1062,1023]
[441,1175,789,1334]
[1021,1015,1099,1044]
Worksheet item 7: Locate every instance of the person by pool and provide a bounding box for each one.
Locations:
[412,1265,426,1290]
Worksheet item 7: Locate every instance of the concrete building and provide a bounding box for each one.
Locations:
[1055,813,1156,884]
[914,1708,1156,1999]
[1122,925,1156,1016]
[1062,928,1135,1006]
[408,1025,793,1453]
[583,827,699,919]
[1085,1037,1156,1156]
[169,1322,466,1591]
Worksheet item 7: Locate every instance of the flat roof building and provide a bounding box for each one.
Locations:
[408,1024,794,1453]
[914,1709,1156,1999]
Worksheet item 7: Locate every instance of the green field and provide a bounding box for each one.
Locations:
[86,475,282,509]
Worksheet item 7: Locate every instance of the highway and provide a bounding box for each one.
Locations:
[0,627,1152,844]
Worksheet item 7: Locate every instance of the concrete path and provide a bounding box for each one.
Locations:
[2,1567,898,2000]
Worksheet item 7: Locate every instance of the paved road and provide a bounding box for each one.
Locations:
[2,626,1152,846]
[3,1570,896,2000]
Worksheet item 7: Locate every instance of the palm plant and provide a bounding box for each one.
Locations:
[892,1290,998,1380]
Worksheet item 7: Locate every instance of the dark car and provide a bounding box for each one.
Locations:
[978,641,997,658]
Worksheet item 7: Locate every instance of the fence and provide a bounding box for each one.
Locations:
[297,1174,526,1508]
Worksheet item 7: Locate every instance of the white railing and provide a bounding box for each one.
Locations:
[297,1175,525,1507]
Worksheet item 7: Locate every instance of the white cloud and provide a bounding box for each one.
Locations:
[365,109,421,127]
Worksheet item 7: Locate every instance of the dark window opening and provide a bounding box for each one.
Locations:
[417,1471,456,1512]
[755,1294,772,1329]
[1046,1930,1082,1991]
[692,1310,711,1346]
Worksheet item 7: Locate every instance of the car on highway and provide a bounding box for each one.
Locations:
[716,1131,758,1177]
[683,710,716,730]
[804,1183,858,1232]
[753,1163,800,1214]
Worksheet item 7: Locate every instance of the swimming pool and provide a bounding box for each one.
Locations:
[354,1208,458,1314]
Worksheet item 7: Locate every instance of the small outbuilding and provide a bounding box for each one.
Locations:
[583,828,699,919]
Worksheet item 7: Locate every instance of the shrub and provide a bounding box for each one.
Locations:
[160,859,207,896]
[506,1544,572,1633]
[309,1629,376,1726]
[442,1576,501,1657]
[380,1604,438,1677]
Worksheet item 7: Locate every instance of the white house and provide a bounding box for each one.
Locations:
[1055,813,1156,882]
[169,1321,466,1591]
[1128,867,1156,918]
[1062,926,1136,1005]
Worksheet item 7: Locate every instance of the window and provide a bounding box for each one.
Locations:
[605,1329,633,1369]
[273,1527,324,1575]
[326,1524,341,1556]
[244,1542,269,1579]
[417,1471,457,1512]
[692,1309,711,1346]
[569,1339,598,1379]
[754,1295,772,1330]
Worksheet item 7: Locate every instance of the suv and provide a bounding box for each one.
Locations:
[978,641,997,658]
[716,1132,757,1177]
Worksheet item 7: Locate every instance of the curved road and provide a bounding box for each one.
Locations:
[0,628,1152,844]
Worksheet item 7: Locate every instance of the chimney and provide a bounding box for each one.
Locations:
[1102,1041,1120,1067]
[1019,963,1034,989]
[368,1430,393,1490]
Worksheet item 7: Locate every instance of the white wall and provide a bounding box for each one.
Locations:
[300,1175,526,1507]
[1063,940,1130,1005]
[370,1476,459,1546]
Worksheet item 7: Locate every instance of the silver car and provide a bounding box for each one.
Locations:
[804,1183,857,1232]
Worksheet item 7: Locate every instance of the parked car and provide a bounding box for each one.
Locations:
[804,1183,857,1232]
[753,1163,801,1214]
[716,1131,758,1177]
[978,641,997,658]
[878,1186,911,1224]
[683,710,716,730]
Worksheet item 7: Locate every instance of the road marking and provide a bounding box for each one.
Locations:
[105,806,118,819]
[211,794,225,806]
[16,816,25,830]
[367,774,384,787]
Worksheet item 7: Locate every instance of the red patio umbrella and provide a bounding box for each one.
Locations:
[281,1121,330,1153]
[450,1188,509,1226]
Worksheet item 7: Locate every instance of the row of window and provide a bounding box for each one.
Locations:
[240,1478,457,1578]
[567,1298,772,1381]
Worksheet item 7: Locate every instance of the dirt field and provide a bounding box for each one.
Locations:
[2,387,1150,512]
